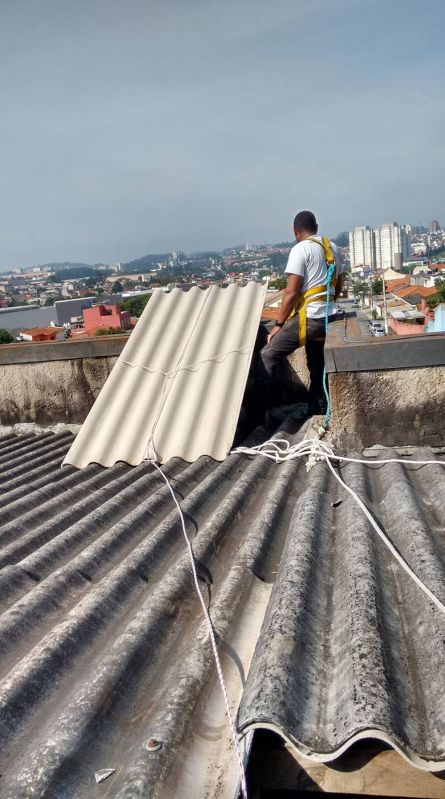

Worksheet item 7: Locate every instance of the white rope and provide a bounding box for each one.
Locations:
[232,437,445,616]
[150,460,248,799]
[120,346,253,379]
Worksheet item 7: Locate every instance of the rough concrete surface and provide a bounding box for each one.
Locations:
[329,366,445,451]
[0,357,118,425]
[1,425,444,798]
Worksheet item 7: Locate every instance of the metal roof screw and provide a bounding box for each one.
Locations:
[145,738,162,751]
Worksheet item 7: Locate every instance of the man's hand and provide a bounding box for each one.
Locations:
[267,325,283,344]
[266,274,303,344]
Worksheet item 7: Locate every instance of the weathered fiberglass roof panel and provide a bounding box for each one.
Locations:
[63,282,266,467]
[0,426,444,798]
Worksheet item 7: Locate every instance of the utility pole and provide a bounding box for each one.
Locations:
[382,276,389,334]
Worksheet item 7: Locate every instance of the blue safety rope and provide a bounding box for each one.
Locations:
[322,262,336,428]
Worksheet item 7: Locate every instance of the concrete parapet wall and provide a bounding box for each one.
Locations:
[1,328,444,449]
[0,335,128,425]
[328,366,445,450]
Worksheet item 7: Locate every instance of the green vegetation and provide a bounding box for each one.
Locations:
[121,293,152,317]
[93,326,126,336]
[428,278,445,309]
[49,267,112,282]
[267,252,287,270]
[371,278,383,294]
[353,281,368,300]
[0,329,14,344]
[332,231,349,247]
[112,281,124,293]
[269,278,287,290]
[123,253,170,272]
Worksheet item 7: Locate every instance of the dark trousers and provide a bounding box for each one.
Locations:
[259,313,334,411]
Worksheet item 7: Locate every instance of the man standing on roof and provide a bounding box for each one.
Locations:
[260,210,343,415]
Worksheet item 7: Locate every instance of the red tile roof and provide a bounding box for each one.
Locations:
[385,278,410,291]
[21,326,65,336]
[261,306,280,320]
[393,285,437,299]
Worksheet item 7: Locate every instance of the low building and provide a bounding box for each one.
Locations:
[388,309,426,336]
[393,285,437,305]
[20,325,66,342]
[82,303,131,334]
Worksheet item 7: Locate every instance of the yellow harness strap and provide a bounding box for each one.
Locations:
[288,236,337,346]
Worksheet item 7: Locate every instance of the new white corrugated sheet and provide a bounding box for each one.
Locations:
[64,282,266,467]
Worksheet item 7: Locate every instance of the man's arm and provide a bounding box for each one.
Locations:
[267,274,303,343]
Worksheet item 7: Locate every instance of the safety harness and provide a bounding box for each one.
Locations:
[289,236,337,346]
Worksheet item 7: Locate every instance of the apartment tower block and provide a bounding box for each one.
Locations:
[349,223,410,270]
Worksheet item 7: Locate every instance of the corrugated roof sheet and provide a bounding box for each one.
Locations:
[0,426,444,798]
[63,282,266,467]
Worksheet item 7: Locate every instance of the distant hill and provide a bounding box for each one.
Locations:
[123,253,170,272]
[48,266,112,281]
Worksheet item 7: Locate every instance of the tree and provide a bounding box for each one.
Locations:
[372,278,383,294]
[0,329,14,344]
[353,281,368,300]
[332,231,349,247]
[121,294,151,317]
[267,252,287,270]
[428,278,445,309]
[269,278,287,290]
[93,326,126,336]
[113,281,124,293]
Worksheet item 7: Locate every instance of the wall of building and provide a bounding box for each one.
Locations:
[388,319,425,336]
[0,305,57,332]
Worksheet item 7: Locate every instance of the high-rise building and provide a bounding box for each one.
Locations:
[429,220,440,233]
[349,226,376,269]
[349,223,410,270]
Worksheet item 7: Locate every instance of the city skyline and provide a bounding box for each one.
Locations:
[1,0,445,270]
[1,214,443,274]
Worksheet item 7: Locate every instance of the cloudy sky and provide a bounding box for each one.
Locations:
[1,0,444,267]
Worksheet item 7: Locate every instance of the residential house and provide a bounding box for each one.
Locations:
[82,303,131,334]
[20,325,66,342]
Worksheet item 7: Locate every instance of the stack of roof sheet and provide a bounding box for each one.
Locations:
[63,282,266,467]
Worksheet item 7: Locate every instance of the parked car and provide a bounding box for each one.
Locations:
[372,329,385,337]
[369,320,384,331]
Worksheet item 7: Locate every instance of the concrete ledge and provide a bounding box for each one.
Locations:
[326,332,445,374]
[0,334,130,365]
[0,336,130,425]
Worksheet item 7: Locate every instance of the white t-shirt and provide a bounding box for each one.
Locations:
[284,237,343,318]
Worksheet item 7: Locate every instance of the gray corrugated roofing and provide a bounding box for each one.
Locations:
[0,426,444,798]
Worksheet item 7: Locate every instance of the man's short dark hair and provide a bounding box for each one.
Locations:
[293,210,318,234]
